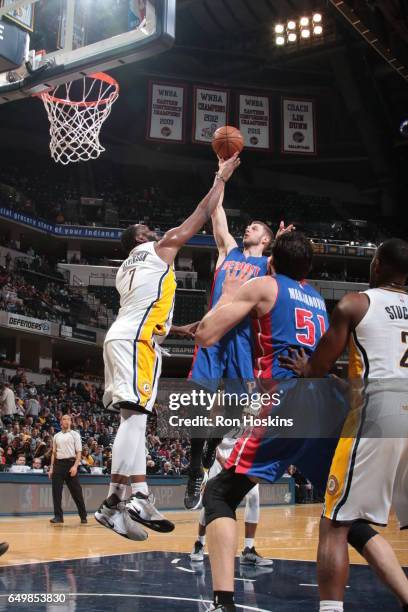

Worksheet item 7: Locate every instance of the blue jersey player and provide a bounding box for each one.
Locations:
[195,232,340,611]
[184,184,293,510]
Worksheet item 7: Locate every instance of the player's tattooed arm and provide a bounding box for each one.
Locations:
[280,293,369,377]
[196,273,277,347]
[155,154,241,266]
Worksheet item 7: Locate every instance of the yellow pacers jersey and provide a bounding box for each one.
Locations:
[349,287,408,380]
[105,241,176,343]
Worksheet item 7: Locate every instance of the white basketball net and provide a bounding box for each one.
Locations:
[39,72,119,165]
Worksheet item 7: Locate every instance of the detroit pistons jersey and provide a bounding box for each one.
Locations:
[210,247,269,340]
[252,273,328,379]
[105,241,176,344]
[189,248,269,386]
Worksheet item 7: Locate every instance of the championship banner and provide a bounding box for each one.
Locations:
[7,313,51,335]
[238,93,271,150]
[282,98,316,155]
[193,86,229,144]
[147,81,186,143]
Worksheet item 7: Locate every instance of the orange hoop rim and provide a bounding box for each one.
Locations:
[39,72,119,108]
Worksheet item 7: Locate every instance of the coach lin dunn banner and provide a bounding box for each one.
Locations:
[147,81,186,143]
[7,313,51,335]
[282,97,316,155]
[238,93,271,150]
[193,86,229,144]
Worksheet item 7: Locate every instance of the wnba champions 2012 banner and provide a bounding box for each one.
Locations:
[238,93,271,150]
[193,86,229,144]
[282,98,316,155]
[147,81,186,143]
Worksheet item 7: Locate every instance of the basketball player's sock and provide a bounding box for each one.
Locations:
[244,538,254,549]
[214,591,234,606]
[190,438,206,472]
[320,601,343,612]
[108,482,128,501]
[198,535,206,546]
[131,482,149,496]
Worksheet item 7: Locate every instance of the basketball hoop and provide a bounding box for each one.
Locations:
[37,72,119,165]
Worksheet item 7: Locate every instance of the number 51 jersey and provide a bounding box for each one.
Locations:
[252,273,328,379]
[105,241,176,344]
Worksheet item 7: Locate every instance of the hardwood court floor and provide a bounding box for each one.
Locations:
[0,504,407,567]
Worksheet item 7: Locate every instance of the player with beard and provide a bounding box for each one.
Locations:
[94,154,241,540]
[185,199,293,511]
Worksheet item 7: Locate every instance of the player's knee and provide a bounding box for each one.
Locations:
[203,469,254,526]
[348,521,378,555]
[244,486,260,524]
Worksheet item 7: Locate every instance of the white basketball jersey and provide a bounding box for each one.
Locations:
[350,287,408,380]
[105,242,176,343]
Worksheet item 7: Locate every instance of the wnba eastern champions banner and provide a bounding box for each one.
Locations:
[147,82,186,143]
[239,93,271,150]
[193,86,229,144]
[282,98,316,155]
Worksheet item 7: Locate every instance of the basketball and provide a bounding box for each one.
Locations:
[212,126,244,159]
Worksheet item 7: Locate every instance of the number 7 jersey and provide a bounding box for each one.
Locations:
[105,241,176,344]
[252,273,328,379]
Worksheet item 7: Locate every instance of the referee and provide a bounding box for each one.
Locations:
[49,414,87,524]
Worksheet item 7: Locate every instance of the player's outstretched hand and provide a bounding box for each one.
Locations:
[279,347,308,377]
[221,264,253,299]
[174,321,200,339]
[217,152,241,182]
[276,220,295,239]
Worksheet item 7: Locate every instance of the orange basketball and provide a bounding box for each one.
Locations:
[212,126,244,159]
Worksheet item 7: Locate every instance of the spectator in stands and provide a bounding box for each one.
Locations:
[31,457,43,472]
[161,461,174,477]
[25,387,40,418]
[0,382,16,420]
[0,447,5,465]
[0,371,191,477]
[9,454,31,473]
[81,448,94,466]
[4,446,14,466]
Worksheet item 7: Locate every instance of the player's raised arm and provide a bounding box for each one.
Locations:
[155,154,240,265]
[195,271,277,347]
[280,292,369,377]
[211,159,238,266]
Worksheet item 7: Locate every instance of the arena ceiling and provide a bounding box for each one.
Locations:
[0,0,407,203]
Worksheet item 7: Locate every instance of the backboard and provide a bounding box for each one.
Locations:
[0,0,175,103]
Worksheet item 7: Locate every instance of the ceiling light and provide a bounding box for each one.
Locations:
[313,25,323,35]
[313,13,322,23]
[275,24,284,34]
[300,17,309,27]
[287,20,296,30]
[301,28,311,38]
[288,32,297,42]
[276,35,285,45]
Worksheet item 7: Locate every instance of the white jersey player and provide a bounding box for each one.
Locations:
[281,238,408,612]
[95,154,241,540]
